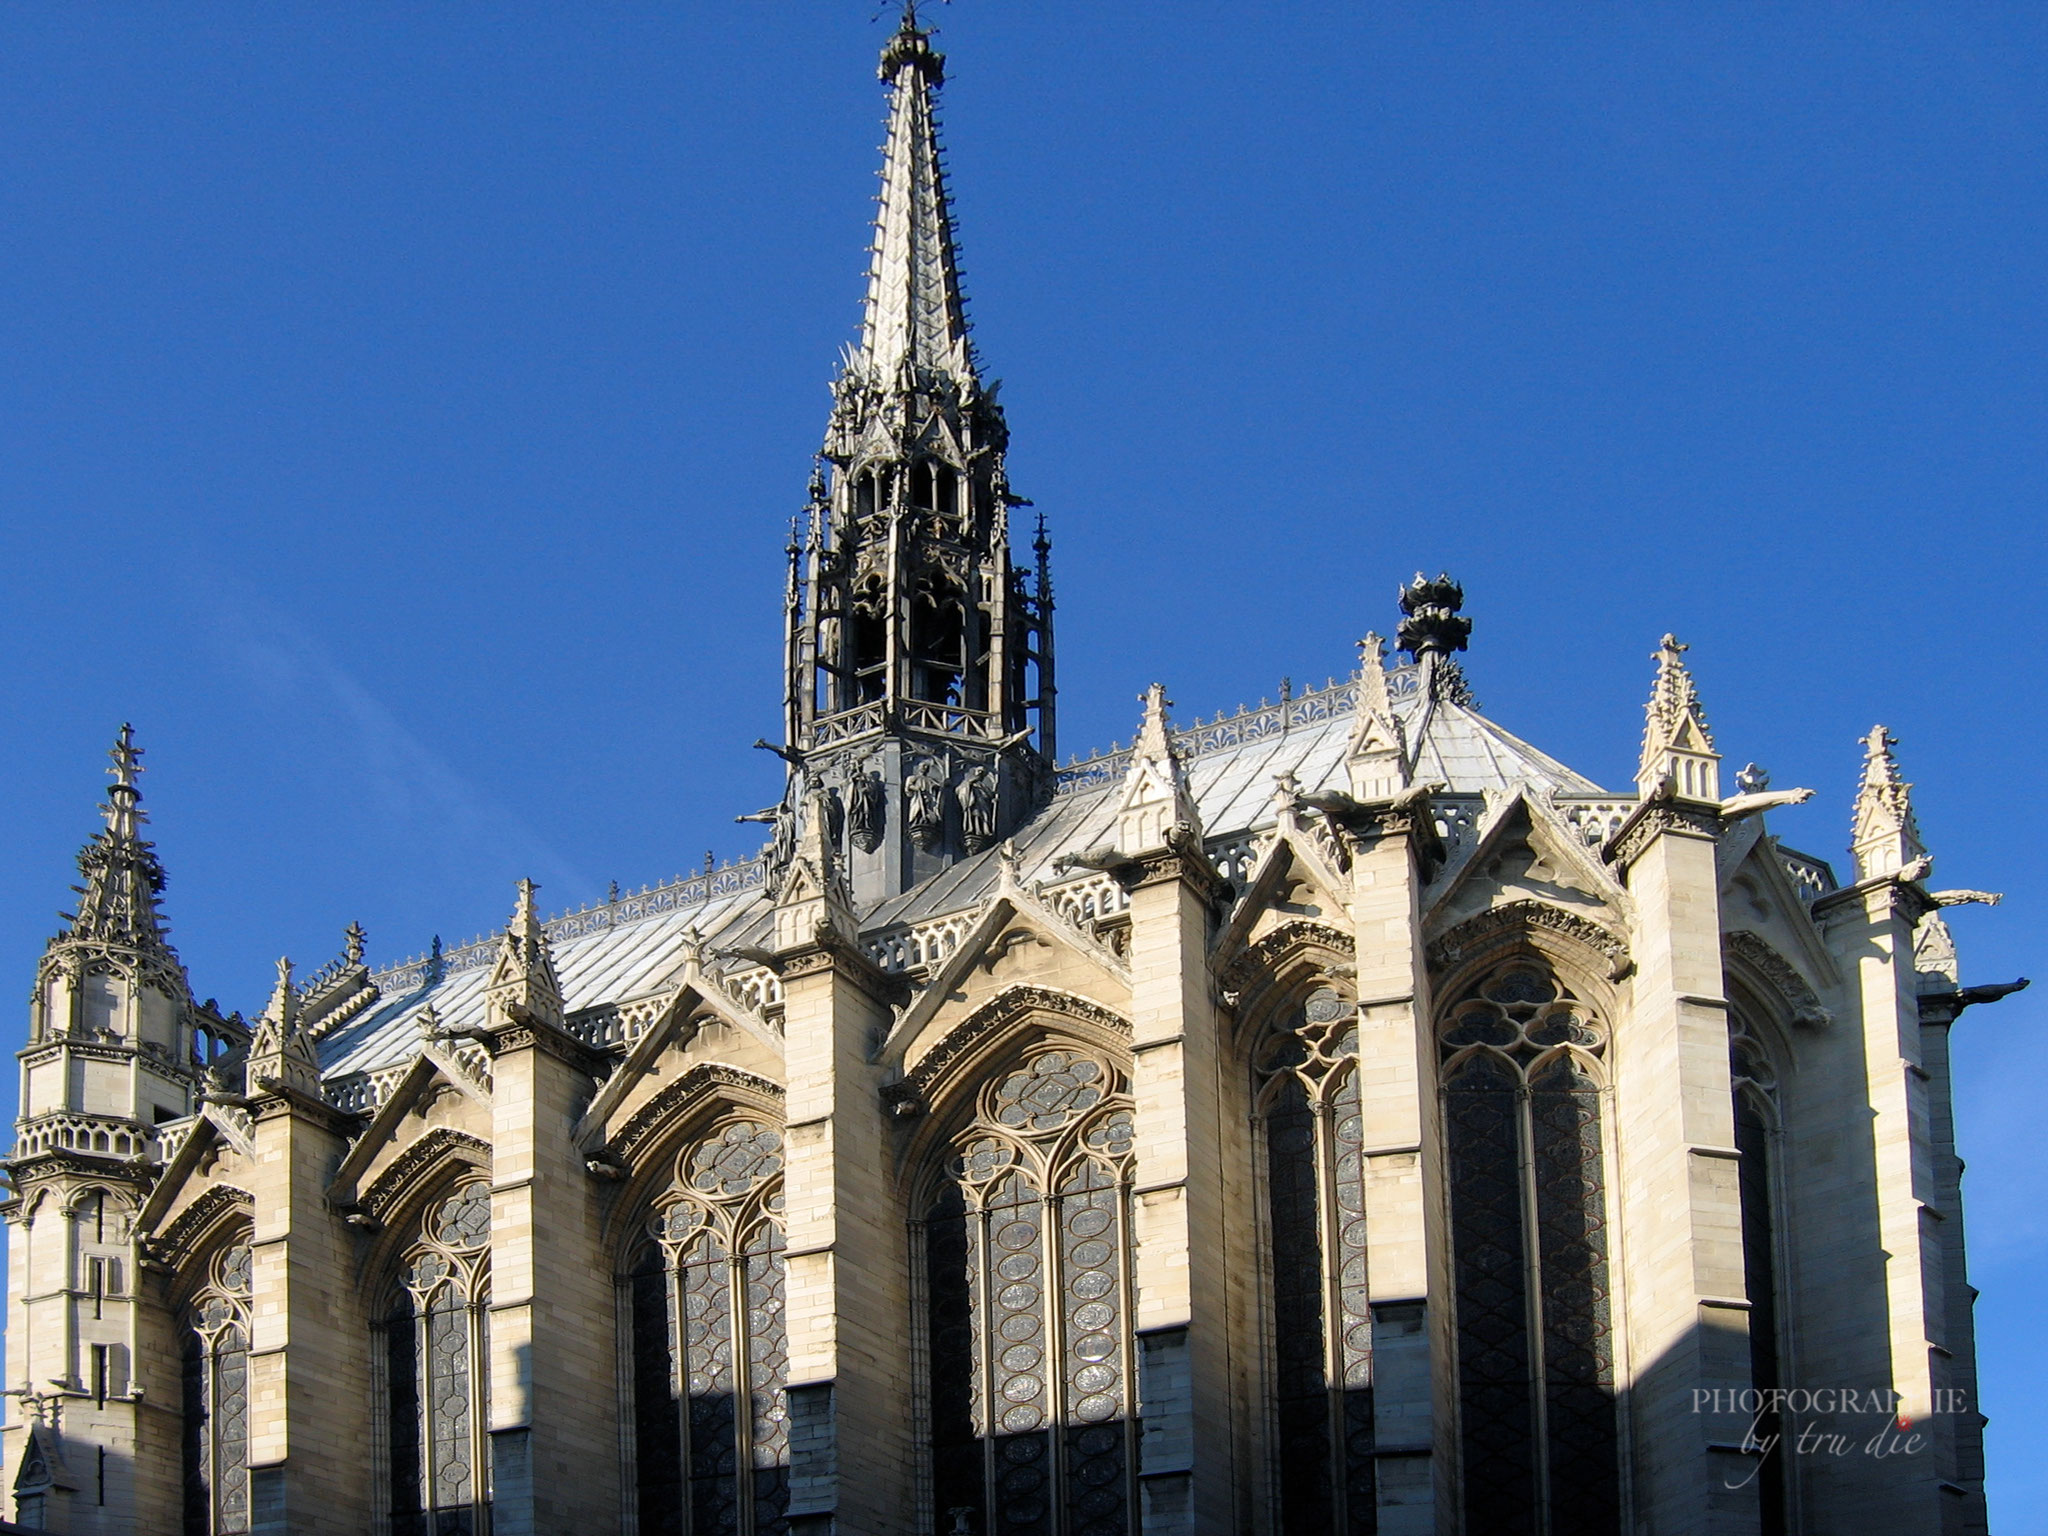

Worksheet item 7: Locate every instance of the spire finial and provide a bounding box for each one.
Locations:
[1637,632,1720,800]
[57,726,174,952]
[344,920,367,965]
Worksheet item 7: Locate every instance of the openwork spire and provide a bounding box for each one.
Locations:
[485,878,566,1031]
[1636,634,1720,801]
[856,4,974,388]
[60,723,173,953]
[1850,725,1927,880]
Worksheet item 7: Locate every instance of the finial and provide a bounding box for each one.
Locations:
[880,0,945,81]
[344,921,366,965]
[607,880,621,905]
[108,723,144,792]
[1735,763,1770,794]
[1358,631,1387,671]
[513,877,541,932]
[1394,572,1471,660]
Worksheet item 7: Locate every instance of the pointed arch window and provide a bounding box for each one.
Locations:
[919,1047,1137,1536]
[625,1118,790,1536]
[1439,959,1619,1536]
[384,1180,493,1536]
[183,1238,252,1536]
[1251,983,1374,1532]
[1730,1017,1786,1536]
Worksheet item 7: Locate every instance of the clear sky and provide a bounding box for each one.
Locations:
[3,2,2044,1518]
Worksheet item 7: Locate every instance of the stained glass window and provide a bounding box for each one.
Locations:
[626,1117,790,1536]
[183,1238,253,1536]
[1731,1019,1786,1536]
[1251,984,1375,1532]
[919,1049,1136,1536]
[386,1180,493,1536]
[1439,960,1618,1536]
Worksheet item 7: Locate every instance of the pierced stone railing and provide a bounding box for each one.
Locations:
[1433,797,1485,862]
[567,992,676,1052]
[867,910,982,974]
[1775,843,1837,903]
[1207,830,1274,888]
[13,1112,155,1161]
[811,702,888,747]
[1558,798,1637,849]
[325,1064,411,1117]
[1037,872,1130,930]
[719,967,783,1016]
[155,1114,201,1165]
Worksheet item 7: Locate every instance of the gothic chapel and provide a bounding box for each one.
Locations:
[2,11,2015,1536]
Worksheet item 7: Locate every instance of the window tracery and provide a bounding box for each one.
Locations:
[626,1117,790,1536]
[920,1048,1136,1536]
[1439,958,1618,1536]
[183,1238,252,1536]
[1250,983,1374,1532]
[385,1179,493,1536]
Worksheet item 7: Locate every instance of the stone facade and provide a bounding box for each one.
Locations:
[1,12,2017,1536]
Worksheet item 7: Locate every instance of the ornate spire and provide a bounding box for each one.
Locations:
[1637,634,1720,801]
[484,878,566,1031]
[58,723,174,952]
[1116,684,1200,852]
[783,18,1054,907]
[1850,725,1928,881]
[856,3,974,389]
[1347,632,1410,800]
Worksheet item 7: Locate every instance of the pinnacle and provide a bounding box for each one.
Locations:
[59,725,175,954]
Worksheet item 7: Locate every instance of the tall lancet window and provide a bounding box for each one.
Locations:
[920,1049,1137,1536]
[625,1118,790,1536]
[183,1237,253,1536]
[1251,983,1374,1532]
[1439,958,1619,1536]
[385,1180,493,1536]
[1730,1017,1786,1536]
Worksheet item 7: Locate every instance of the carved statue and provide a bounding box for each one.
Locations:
[957,763,998,852]
[848,767,887,854]
[905,754,948,850]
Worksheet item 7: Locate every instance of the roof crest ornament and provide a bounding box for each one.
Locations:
[1394,572,1476,710]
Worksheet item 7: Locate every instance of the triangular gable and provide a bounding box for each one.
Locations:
[1213,822,1350,973]
[326,1045,492,1211]
[574,970,784,1150]
[1426,787,1628,935]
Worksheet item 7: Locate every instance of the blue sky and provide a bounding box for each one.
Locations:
[3,2,2044,1517]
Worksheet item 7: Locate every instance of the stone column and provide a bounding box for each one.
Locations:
[245,1086,370,1536]
[776,935,911,1536]
[1119,839,1235,1536]
[1607,801,1758,1536]
[479,1021,618,1536]
[1342,806,1442,1535]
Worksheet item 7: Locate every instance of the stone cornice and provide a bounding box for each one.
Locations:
[1602,794,1721,870]
[1426,899,1632,983]
[2,1147,156,1191]
[773,929,904,1006]
[1112,828,1228,905]
[478,1018,609,1076]
[1810,869,1938,923]
[249,1079,362,1137]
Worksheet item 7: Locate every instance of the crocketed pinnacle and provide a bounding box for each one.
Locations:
[1851,725,1927,880]
[1639,635,1713,765]
[855,4,975,388]
[60,724,173,953]
[485,877,566,1030]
